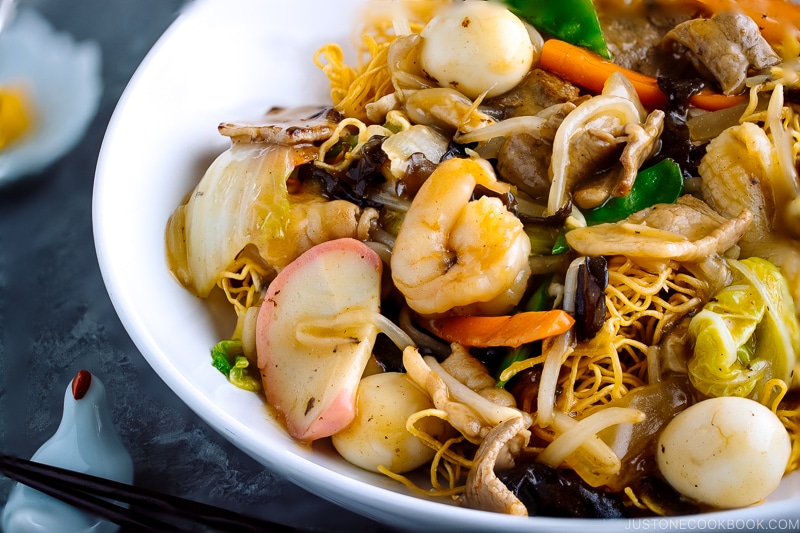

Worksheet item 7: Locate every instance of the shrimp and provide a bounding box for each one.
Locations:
[390,157,531,316]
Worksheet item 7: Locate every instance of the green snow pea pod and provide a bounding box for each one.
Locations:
[582,158,684,226]
[498,0,611,59]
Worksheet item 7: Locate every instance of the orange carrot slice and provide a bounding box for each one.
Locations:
[539,39,748,111]
[689,0,800,44]
[426,310,575,348]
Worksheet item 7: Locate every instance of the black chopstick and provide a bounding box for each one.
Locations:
[0,453,301,532]
[1,460,180,531]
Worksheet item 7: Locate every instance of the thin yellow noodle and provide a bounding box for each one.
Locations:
[604,285,652,314]
[759,379,800,472]
[507,259,704,488]
[741,82,764,120]
[313,11,430,123]
[526,258,704,462]
[314,35,393,122]
[614,335,650,357]
[575,366,603,399]
[376,432,468,498]
[406,409,472,468]
[315,116,395,175]
[218,255,271,317]
[498,353,547,385]
[623,487,649,511]
[377,409,471,496]
[314,2,442,123]
[560,353,584,410]
[377,465,465,498]
[761,379,789,413]
[429,437,469,492]
[609,262,670,295]
[779,401,800,472]
[316,116,368,172]
[788,109,800,162]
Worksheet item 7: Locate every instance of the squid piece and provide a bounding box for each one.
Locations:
[440,344,517,407]
[565,195,752,263]
[402,346,531,443]
[700,121,800,307]
[699,122,776,242]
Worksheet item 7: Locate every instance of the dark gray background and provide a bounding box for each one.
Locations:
[0,1,406,531]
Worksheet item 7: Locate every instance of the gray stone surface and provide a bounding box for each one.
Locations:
[0,1,406,531]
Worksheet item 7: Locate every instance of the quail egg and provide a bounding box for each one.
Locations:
[656,396,791,509]
[419,0,538,100]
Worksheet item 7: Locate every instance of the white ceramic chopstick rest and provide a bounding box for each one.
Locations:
[1,370,133,533]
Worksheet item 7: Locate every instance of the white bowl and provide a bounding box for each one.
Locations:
[92,0,800,531]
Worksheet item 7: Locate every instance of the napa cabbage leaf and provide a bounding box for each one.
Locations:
[688,257,799,398]
[166,142,295,298]
[211,339,261,392]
